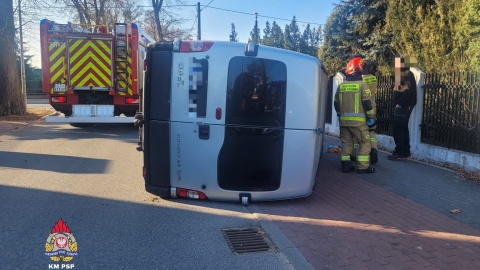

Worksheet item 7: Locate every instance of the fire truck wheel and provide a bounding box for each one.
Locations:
[62,111,72,117]
[123,112,136,117]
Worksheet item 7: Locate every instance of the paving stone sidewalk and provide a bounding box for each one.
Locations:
[257,136,480,270]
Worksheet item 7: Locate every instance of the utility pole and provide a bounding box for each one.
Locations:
[254,13,259,43]
[197,2,201,40]
[18,0,27,106]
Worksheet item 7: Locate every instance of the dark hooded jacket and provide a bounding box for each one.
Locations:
[393,70,417,107]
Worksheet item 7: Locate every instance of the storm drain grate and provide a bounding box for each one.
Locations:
[222,227,275,254]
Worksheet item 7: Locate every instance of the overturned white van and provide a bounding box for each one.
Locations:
[140,40,328,204]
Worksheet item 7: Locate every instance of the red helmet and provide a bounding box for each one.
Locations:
[345,57,365,75]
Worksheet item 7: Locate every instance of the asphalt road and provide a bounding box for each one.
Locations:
[0,121,308,270]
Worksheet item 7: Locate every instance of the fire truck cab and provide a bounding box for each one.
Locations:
[39,19,153,124]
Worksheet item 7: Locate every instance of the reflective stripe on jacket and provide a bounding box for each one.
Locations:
[362,74,378,114]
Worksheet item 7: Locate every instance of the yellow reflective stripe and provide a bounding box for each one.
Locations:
[76,65,107,86]
[72,40,111,65]
[50,58,63,75]
[71,47,111,76]
[69,39,112,88]
[357,156,369,162]
[341,156,351,161]
[127,46,132,95]
[49,43,66,93]
[50,69,64,85]
[366,109,374,115]
[340,83,360,92]
[343,112,365,117]
[340,116,366,121]
[370,138,376,142]
[97,41,112,63]
[68,40,82,64]
[365,89,371,96]
[355,93,359,113]
[49,44,64,62]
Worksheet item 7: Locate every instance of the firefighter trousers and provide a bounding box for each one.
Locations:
[340,125,371,170]
[353,129,377,153]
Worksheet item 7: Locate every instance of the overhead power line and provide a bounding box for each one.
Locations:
[200,0,214,11]
[41,3,322,26]
[203,5,323,26]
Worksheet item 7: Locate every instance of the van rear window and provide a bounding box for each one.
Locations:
[226,57,287,128]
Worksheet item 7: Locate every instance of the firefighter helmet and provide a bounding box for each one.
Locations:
[345,57,365,75]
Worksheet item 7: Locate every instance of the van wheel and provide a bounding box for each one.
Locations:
[241,196,249,206]
[70,123,94,128]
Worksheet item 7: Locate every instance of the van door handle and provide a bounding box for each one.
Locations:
[198,124,210,140]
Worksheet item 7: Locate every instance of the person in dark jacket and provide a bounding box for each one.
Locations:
[388,56,417,161]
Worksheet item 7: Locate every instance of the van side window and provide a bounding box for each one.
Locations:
[226,57,287,128]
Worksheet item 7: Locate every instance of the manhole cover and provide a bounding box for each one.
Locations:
[222,227,275,254]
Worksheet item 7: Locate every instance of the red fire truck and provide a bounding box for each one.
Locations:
[39,19,153,124]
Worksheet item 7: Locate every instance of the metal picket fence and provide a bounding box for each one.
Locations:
[26,80,43,95]
[421,72,480,154]
[328,71,480,155]
[375,75,395,136]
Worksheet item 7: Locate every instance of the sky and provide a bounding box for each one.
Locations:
[180,0,338,42]
[21,0,339,68]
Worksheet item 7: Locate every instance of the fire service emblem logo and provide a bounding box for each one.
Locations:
[45,219,78,262]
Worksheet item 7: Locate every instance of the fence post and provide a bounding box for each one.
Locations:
[326,72,345,136]
[409,67,425,150]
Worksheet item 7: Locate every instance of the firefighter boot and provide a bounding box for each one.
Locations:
[370,149,378,165]
[357,167,376,174]
[341,161,355,173]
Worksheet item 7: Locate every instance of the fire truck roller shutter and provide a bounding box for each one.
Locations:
[68,38,113,90]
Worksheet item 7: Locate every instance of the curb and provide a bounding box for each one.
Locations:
[248,204,314,270]
[0,111,58,134]
[325,134,457,174]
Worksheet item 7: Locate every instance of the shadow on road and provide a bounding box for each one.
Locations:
[0,185,292,270]
[0,151,111,173]
[2,122,139,144]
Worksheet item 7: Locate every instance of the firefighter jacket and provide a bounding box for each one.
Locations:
[334,79,375,127]
[362,74,378,115]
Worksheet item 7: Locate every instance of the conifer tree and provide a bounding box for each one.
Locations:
[456,0,480,71]
[229,23,238,42]
[284,16,301,52]
[299,24,312,55]
[284,25,292,50]
[270,21,285,48]
[262,21,273,46]
[320,0,390,75]
[310,26,322,56]
[319,4,351,74]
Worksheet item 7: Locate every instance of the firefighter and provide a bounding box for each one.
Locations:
[351,61,379,164]
[334,57,376,173]
[362,67,378,164]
